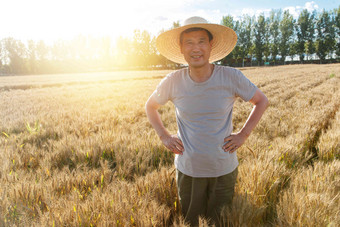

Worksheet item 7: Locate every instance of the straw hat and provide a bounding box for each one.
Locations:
[156,16,237,65]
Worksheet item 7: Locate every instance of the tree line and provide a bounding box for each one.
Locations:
[0,6,339,75]
[222,7,340,66]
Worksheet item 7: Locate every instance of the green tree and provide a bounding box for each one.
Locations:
[116,36,132,68]
[289,42,298,61]
[131,30,155,69]
[100,36,112,71]
[50,39,74,73]
[172,21,180,28]
[27,40,37,74]
[3,38,28,74]
[333,6,340,58]
[315,10,336,62]
[304,10,316,61]
[232,20,241,65]
[269,10,281,65]
[296,9,310,62]
[279,10,294,64]
[149,36,164,67]
[36,40,49,73]
[132,29,144,68]
[254,14,266,65]
[238,15,253,67]
[263,17,271,63]
[51,40,66,61]
[140,30,152,68]
[221,15,236,65]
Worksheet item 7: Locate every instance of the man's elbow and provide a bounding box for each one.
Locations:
[145,99,150,111]
[250,89,269,109]
[262,95,269,109]
[145,99,152,114]
[145,96,160,113]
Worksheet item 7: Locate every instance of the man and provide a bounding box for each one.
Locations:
[145,16,268,226]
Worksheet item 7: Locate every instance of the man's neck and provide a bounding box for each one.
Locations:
[188,63,214,83]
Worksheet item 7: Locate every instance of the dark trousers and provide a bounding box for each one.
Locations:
[176,168,238,226]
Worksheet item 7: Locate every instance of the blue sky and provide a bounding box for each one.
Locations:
[0,0,338,43]
[161,0,338,25]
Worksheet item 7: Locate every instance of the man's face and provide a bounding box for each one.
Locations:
[180,30,212,68]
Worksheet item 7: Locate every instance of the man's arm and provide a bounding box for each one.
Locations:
[145,95,184,154]
[223,88,269,153]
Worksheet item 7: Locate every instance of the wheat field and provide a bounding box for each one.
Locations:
[0,64,339,226]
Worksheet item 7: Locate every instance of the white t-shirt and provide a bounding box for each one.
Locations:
[152,65,257,177]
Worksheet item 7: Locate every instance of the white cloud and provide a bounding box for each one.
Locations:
[137,2,224,36]
[241,8,256,16]
[305,1,319,11]
[233,7,272,19]
[284,1,319,18]
[283,6,300,18]
[231,1,320,20]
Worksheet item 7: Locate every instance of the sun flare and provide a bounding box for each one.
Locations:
[2,0,159,43]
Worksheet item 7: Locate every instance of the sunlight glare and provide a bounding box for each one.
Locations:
[1,0,162,43]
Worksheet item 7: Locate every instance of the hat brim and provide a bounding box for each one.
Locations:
[156,23,237,65]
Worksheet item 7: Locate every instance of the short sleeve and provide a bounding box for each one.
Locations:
[232,69,258,101]
[152,74,173,105]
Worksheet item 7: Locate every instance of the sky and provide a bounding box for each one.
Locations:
[0,0,339,44]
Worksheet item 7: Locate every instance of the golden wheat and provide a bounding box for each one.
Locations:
[0,64,339,226]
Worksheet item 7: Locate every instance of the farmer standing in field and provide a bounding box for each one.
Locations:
[145,16,268,226]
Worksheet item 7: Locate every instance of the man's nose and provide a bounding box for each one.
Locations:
[192,43,200,51]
